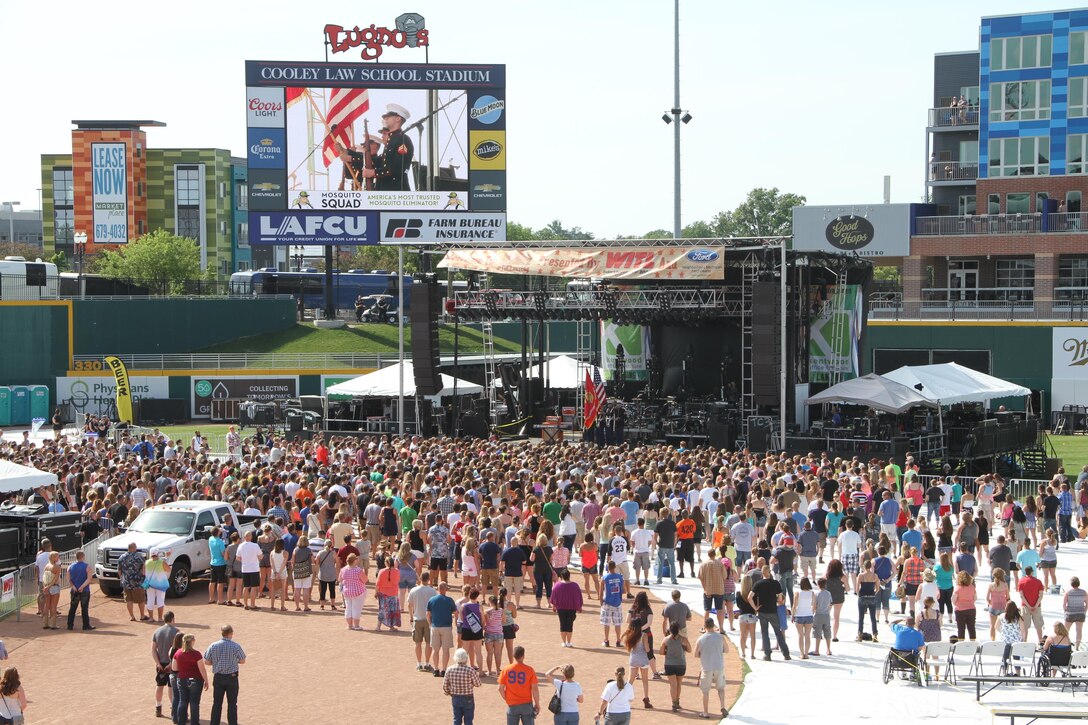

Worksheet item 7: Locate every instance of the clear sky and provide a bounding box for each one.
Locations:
[0,0,1063,238]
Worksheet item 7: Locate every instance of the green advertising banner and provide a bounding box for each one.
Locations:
[601,323,649,382]
[809,285,861,383]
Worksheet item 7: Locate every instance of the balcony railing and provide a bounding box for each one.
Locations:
[928,106,980,128]
[928,162,979,181]
[914,214,1041,236]
[922,287,1034,304]
[1047,212,1088,232]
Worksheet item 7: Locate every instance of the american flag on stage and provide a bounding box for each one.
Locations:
[584,366,606,429]
[321,88,370,167]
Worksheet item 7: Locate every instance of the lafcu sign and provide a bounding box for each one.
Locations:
[325,13,429,61]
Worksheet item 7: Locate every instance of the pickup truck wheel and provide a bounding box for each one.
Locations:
[99,580,122,597]
[168,562,191,598]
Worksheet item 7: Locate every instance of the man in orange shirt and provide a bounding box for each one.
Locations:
[498,645,540,724]
[677,509,698,578]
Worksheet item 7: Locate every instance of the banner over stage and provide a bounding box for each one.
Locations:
[438,246,726,280]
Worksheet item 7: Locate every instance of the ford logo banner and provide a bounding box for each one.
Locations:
[686,249,719,263]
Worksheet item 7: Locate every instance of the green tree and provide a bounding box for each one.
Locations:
[49,250,70,271]
[2,242,49,261]
[681,220,716,238]
[337,246,417,274]
[713,187,806,238]
[93,228,204,292]
[506,222,536,241]
[536,220,594,241]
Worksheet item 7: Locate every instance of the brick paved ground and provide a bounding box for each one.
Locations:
[2,577,741,724]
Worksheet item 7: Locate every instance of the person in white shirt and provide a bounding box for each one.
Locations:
[191,433,204,454]
[631,518,655,587]
[609,526,632,597]
[237,531,263,609]
[162,441,176,460]
[837,519,863,594]
[598,666,635,723]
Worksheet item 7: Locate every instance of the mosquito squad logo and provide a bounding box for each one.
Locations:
[469,131,506,170]
[192,377,298,418]
[247,128,286,169]
[246,87,285,128]
[385,217,423,239]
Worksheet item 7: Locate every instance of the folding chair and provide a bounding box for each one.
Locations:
[948,640,981,684]
[975,641,1008,676]
[1068,650,1088,692]
[924,641,954,682]
[1005,642,1037,676]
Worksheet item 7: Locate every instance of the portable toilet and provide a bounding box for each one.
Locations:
[10,386,29,425]
[29,385,50,422]
[0,387,10,426]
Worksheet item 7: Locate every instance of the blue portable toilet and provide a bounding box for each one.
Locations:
[10,386,30,425]
[30,385,50,422]
[0,387,10,426]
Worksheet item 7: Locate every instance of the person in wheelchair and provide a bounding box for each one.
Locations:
[889,616,926,667]
[1037,622,1073,678]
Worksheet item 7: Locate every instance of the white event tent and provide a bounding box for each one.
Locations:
[0,459,58,494]
[326,361,483,400]
[805,373,938,413]
[492,354,584,390]
[882,362,1031,406]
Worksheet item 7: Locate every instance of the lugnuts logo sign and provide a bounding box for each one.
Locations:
[825,215,875,251]
[325,13,429,61]
[474,140,502,161]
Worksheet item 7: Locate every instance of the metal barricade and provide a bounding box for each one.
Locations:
[0,532,109,623]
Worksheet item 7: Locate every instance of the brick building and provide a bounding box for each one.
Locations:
[40,120,271,280]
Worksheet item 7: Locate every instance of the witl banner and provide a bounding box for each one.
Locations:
[601,323,649,382]
[290,189,468,211]
[1052,327,1088,379]
[438,246,726,280]
[56,376,169,417]
[91,143,128,244]
[808,285,862,383]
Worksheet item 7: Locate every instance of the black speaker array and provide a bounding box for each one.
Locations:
[751,282,781,406]
[410,282,444,397]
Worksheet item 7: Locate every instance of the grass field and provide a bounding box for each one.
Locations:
[1046,434,1088,467]
[198,322,520,355]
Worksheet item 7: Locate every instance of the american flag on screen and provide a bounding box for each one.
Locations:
[584,367,606,428]
[322,88,370,167]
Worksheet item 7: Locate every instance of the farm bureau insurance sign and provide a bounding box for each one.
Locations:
[438,246,725,281]
[92,143,128,244]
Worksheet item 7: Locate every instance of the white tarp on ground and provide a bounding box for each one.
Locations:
[806,373,938,413]
[491,354,584,390]
[883,362,1031,406]
[641,513,1088,725]
[325,362,483,399]
[0,458,58,493]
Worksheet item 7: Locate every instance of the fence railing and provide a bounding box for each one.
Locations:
[915,214,1042,235]
[928,106,980,127]
[1047,212,1088,232]
[928,161,979,181]
[71,352,387,370]
[0,532,109,623]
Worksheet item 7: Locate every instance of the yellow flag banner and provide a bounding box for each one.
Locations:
[104,356,134,424]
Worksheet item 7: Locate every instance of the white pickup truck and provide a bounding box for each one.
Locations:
[95,501,261,598]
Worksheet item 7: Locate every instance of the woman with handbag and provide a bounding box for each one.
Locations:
[0,667,27,725]
[40,551,63,630]
[292,535,314,611]
[144,549,172,623]
[375,556,402,631]
[531,534,556,609]
[545,664,584,725]
[597,666,635,725]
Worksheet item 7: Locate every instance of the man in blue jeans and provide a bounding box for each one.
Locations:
[747,565,791,661]
[654,508,678,585]
[66,550,95,630]
[443,647,481,725]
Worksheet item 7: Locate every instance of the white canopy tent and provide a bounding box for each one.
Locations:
[805,373,939,414]
[882,362,1031,406]
[326,361,484,400]
[0,459,58,494]
[491,354,583,390]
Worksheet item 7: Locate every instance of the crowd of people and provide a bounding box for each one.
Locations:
[2,427,1088,723]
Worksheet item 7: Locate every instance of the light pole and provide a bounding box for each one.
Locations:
[73,231,87,299]
[2,201,20,254]
[660,0,691,239]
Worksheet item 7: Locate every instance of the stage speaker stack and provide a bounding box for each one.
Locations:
[410,282,443,397]
[752,282,781,406]
[748,418,771,452]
